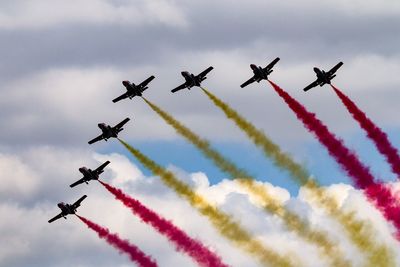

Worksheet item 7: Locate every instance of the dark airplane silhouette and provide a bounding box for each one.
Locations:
[88,118,130,144]
[303,62,343,91]
[48,195,87,223]
[70,161,111,188]
[240,57,280,88]
[112,76,155,103]
[171,66,213,93]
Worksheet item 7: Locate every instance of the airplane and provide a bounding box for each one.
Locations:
[48,195,87,223]
[240,57,280,88]
[88,118,130,144]
[303,62,343,92]
[112,75,155,103]
[70,160,111,188]
[171,66,213,93]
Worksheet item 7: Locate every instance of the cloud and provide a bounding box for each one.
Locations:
[0,0,188,30]
[2,2,400,265]
[1,1,399,152]
[1,50,400,150]
[1,0,399,82]
[1,147,399,266]
[0,153,40,199]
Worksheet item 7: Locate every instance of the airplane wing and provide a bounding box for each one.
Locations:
[196,66,214,79]
[72,195,87,209]
[240,76,257,88]
[112,92,130,103]
[95,160,111,173]
[88,134,104,145]
[303,80,320,92]
[69,178,86,188]
[171,83,187,93]
[48,213,63,223]
[327,62,343,76]
[113,118,130,131]
[263,57,280,71]
[138,75,155,92]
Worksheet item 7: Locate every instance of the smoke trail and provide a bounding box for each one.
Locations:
[119,139,296,267]
[304,181,395,267]
[269,80,400,239]
[140,98,351,267]
[77,215,158,267]
[201,87,309,185]
[99,180,229,267]
[332,85,400,178]
[201,87,394,266]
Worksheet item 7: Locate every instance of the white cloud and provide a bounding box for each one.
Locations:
[0,153,40,198]
[1,147,399,266]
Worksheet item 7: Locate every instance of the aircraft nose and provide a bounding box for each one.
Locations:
[181,71,186,75]
[122,80,129,86]
[313,67,319,72]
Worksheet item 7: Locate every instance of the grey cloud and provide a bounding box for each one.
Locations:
[0,0,399,82]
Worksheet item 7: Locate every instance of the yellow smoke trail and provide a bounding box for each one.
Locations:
[119,139,296,267]
[201,88,395,267]
[142,97,350,267]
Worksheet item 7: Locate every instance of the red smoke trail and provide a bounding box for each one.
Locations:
[99,181,229,267]
[332,85,400,178]
[268,80,400,238]
[77,215,158,267]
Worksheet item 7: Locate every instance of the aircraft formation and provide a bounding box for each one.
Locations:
[48,58,344,222]
[45,58,359,267]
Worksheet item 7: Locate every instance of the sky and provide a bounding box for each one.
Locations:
[1,1,400,266]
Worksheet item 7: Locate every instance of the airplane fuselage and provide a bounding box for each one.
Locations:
[251,64,272,82]
[78,167,98,183]
[57,203,76,218]
[98,123,119,140]
[181,71,203,88]
[314,68,335,86]
[122,81,143,98]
